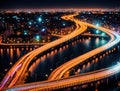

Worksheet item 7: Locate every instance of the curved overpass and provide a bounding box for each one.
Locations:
[0,14,87,90]
[5,14,120,91]
[6,63,120,91]
[48,21,120,80]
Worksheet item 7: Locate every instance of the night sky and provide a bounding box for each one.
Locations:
[0,0,120,9]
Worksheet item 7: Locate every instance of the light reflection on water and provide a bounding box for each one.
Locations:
[10,48,13,60]
[29,37,108,82]
[16,48,20,58]
[0,46,34,81]
[0,37,110,82]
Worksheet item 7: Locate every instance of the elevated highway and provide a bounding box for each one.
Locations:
[6,63,120,91]
[0,14,87,90]
[2,13,120,91]
[48,21,120,80]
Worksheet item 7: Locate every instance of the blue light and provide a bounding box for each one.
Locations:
[96,30,100,34]
[13,16,18,19]
[35,35,41,41]
[62,22,66,26]
[41,28,45,32]
[101,33,106,36]
[36,36,40,39]
[24,31,28,35]
[96,23,99,27]
[102,17,104,20]
[38,17,42,22]
[24,32,27,35]
[28,21,32,25]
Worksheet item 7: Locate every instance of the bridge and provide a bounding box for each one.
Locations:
[51,33,108,38]
[48,21,120,80]
[6,63,120,91]
[1,13,120,91]
[0,13,87,90]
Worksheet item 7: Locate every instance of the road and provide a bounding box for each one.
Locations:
[51,33,108,38]
[48,20,120,80]
[2,13,120,91]
[0,13,87,90]
[6,62,120,91]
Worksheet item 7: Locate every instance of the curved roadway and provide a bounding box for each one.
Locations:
[6,63,120,91]
[5,14,120,91]
[0,13,87,90]
[48,21,120,80]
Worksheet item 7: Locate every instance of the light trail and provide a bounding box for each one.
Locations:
[2,13,120,91]
[8,14,87,88]
[6,62,120,91]
[5,13,120,91]
[48,21,120,80]
[0,13,87,90]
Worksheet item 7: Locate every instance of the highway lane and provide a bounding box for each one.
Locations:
[3,13,120,91]
[48,20,119,80]
[6,62,120,91]
[8,14,87,87]
[0,14,87,90]
[7,14,120,90]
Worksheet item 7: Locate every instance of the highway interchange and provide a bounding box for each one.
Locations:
[1,13,120,91]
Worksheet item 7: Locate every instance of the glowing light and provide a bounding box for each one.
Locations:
[96,23,99,27]
[101,33,106,36]
[35,35,41,41]
[95,38,100,47]
[28,21,32,25]
[117,62,120,64]
[38,17,42,22]
[96,30,100,34]
[62,22,66,26]
[24,31,28,35]
[36,36,40,39]
[101,39,106,44]
[41,28,45,32]
[85,39,90,45]
[12,16,19,19]
[102,17,104,20]
[11,64,22,77]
